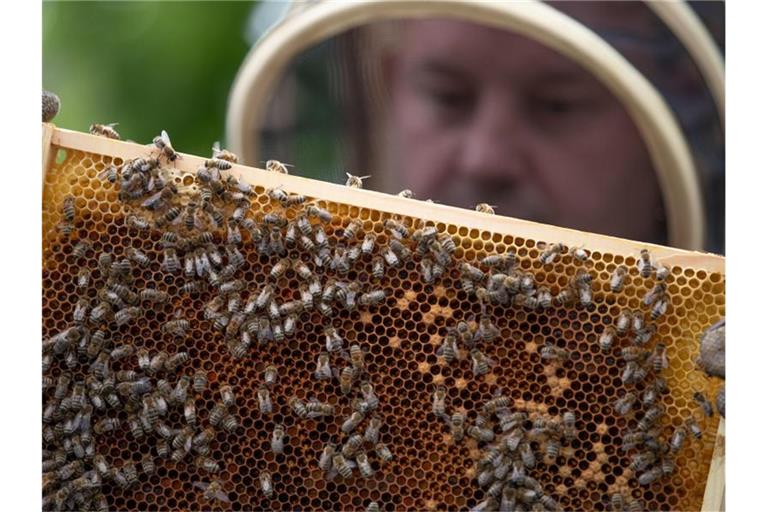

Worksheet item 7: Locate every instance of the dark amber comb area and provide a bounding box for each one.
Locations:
[42,132,724,512]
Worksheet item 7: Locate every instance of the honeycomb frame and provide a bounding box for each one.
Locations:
[42,124,725,512]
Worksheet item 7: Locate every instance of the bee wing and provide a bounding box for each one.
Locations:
[212,489,231,503]
[212,141,221,155]
[161,130,173,148]
[325,467,339,482]
[193,481,210,491]
[107,122,120,128]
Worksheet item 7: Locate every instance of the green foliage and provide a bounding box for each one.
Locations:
[43,1,256,157]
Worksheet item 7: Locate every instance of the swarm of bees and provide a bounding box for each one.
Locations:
[43,126,722,511]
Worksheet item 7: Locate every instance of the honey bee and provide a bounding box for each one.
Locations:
[537,286,553,309]
[648,343,669,372]
[539,242,566,264]
[342,411,365,434]
[258,385,273,414]
[345,172,370,188]
[219,384,235,407]
[360,381,379,409]
[366,502,381,512]
[634,324,656,346]
[263,365,278,387]
[270,258,290,280]
[642,283,667,306]
[686,417,703,438]
[693,391,714,417]
[89,123,121,139]
[343,219,362,240]
[312,352,332,381]
[519,441,536,468]
[375,442,393,462]
[670,424,687,453]
[431,385,449,418]
[467,425,495,442]
[341,434,364,459]
[162,248,180,273]
[194,480,231,503]
[162,316,191,337]
[449,412,466,441]
[475,203,496,214]
[615,309,632,334]
[359,289,387,307]
[637,405,663,431]
[165,351,190,372]
[306,204,332,223]
[540,343,570,364]
[333,454,354,479]
[319,443,336,471]
[364,415,383,443]
[338,366,356,394]
[153,130,179,162]
[372,255,385,280]
[651,297,669,320]
[655,264,671,281]
[470,349,494,376]
[356,452,374,478]
[474,315,500,344]
[208,403,227,427]
[597,326,617,352]
[265,159,292,174]
[570,245,589,262]
[384,218,410,239]
[289,396,308,418]
[638,249,653,278]
[324,325,344,353]
[610,265,628,293]
[271,424,286,454]
[638,466,663,485]
[613,393,637,416]
[184,398,197,427]
[631,310,646,334]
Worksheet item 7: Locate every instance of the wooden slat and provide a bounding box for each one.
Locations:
[701,418,725,512]
[49,125,724,274]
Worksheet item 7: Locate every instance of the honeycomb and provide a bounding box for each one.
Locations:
[42,126,724,511]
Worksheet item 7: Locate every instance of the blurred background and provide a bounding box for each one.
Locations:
[43,1,256,158]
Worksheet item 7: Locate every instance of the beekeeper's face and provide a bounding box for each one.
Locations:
[387,19,666,243]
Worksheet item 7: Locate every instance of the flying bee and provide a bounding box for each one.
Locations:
[475,203,496,214]
[265,159,292,174]
[89,123,120,139]
[153,130,179,161]
[257,385,272,414]
[693,391,714,417]
[638,249,653,278]
[356,452,374,478]
[651,296,669,320]
[345,172,370,188]
[271,424,286,455]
